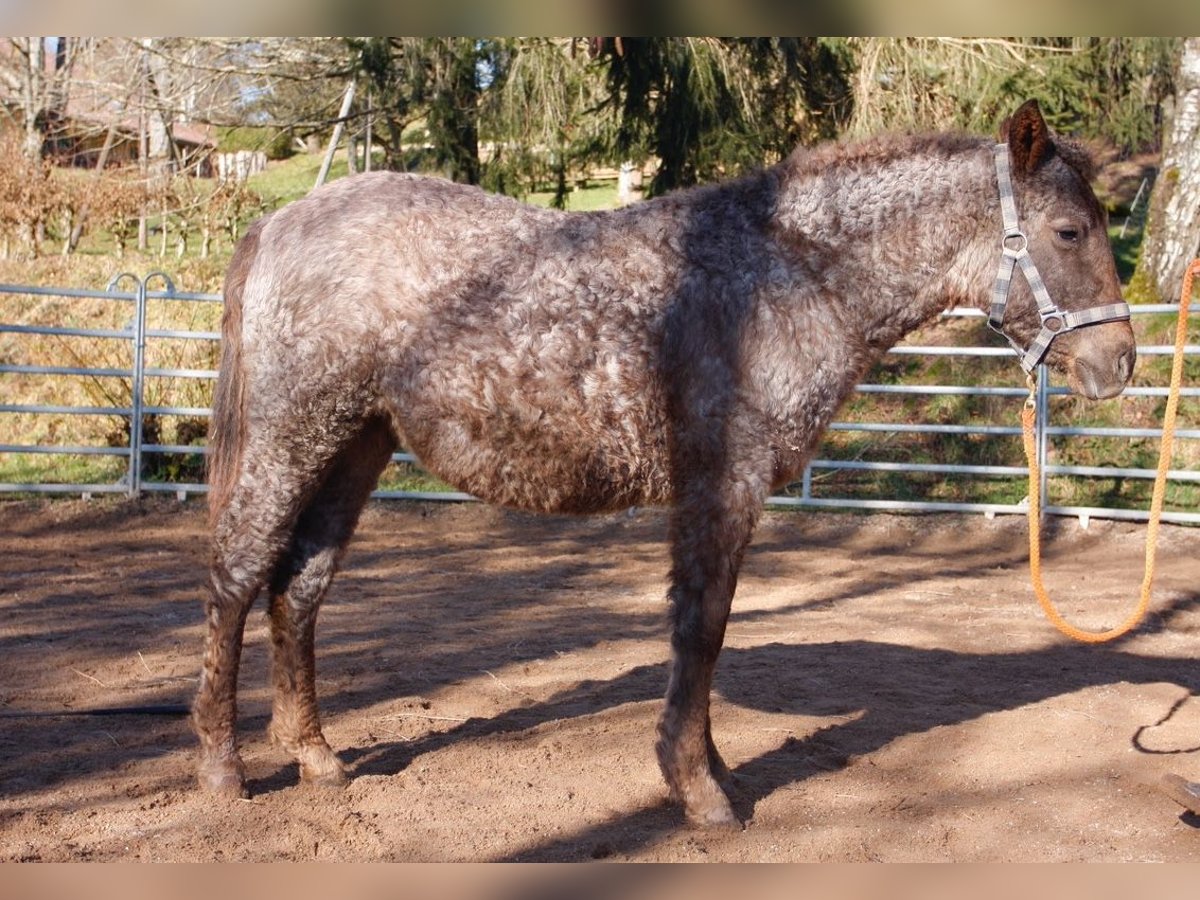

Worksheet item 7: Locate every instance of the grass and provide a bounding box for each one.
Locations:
[376,461,458,494]
[1109,223,1142,284]
[247,152,355,211]
[0,451,127,487]
[248,154,624,214]
[527,180,621,212]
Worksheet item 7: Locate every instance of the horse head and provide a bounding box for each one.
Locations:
[989,99,1136,400]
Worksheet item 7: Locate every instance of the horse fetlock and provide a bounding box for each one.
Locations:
[683,783,740,830]
[267,715,305,752]
[656,727,738,827]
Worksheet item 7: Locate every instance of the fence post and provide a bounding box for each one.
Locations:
[1118,175,1151,240]
[133,272,178,498]
[129,279,149,497]
[106,273,143,498]
[1036,363,1050,522]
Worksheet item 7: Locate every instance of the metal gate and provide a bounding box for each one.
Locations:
[2,275,1197,523]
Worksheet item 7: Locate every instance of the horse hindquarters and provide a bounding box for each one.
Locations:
[195,221,395,795]
[196,408,395,795]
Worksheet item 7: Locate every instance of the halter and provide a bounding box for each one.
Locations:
[987,143,1130,373]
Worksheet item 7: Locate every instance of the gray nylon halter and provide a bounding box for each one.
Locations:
[987,143,1130,373]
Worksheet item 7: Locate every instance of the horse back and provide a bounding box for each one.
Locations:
[236,173,687,512]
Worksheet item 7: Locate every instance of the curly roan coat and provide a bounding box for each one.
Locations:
[194,100,1134,827]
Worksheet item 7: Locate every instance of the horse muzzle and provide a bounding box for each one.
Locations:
[1063,324,1136,400]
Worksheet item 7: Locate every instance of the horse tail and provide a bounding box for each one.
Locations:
[207,218,265,529]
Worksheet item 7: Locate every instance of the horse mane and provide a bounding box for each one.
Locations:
[778,131,987,181]
[1050,137,1098,183]
[778,128,1098,186]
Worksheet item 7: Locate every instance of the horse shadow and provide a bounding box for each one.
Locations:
[322,586,1200,861]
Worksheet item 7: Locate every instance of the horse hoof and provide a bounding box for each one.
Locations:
[683,791,741,830]
[199,768,249,799]
[304,769,348,788]
[300,760,348,788]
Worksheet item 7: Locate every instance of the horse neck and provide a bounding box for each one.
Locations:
[775,138,1000,347]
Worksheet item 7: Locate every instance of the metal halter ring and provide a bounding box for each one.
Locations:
[1003,231,1028,254]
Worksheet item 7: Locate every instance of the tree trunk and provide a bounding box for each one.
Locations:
[21,37,46,161]
[61,209,73,256]
[1136,37,1200,303]
[364,91,373,172]
[67,107,128,252]
[159,196,168,257]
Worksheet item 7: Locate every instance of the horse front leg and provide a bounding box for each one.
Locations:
[657,475,763,827]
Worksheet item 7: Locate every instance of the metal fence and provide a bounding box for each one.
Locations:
[2,275,1197,524]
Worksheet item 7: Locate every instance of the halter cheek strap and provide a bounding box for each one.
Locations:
[987,143,1130,373]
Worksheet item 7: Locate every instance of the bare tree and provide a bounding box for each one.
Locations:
[0,37,81,160]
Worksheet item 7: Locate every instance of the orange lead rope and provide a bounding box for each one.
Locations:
[1022,258,1198,644]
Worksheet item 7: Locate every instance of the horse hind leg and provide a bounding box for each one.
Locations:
[194,407,383,797]
[194,450,318,798]
[195,557,261,797]
[266,417,396,787]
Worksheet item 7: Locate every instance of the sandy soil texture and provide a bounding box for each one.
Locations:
[2,497,1199,861]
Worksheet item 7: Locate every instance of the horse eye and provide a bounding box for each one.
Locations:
[1056,228,1080,243]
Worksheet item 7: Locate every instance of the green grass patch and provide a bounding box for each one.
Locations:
[0,451,127,487]
[527,181,620,212]
[247,152,352,211]
[376,460,459,495]
[1109,222,1142,284]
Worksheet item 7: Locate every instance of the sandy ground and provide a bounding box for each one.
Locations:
[2,496,1200,862]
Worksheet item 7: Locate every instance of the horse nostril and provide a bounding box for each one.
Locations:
[1117,347,1136,383]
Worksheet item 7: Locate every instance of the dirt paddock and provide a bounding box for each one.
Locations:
[2,497,1200,862]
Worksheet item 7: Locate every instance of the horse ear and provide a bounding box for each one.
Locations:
[1000,99,1053,175]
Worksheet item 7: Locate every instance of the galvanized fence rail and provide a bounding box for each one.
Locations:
[2,276,1197,524]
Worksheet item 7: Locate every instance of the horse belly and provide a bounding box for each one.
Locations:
[383,355,673,514]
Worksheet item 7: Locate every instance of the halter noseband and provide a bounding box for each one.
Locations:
[988,143,1130,373]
